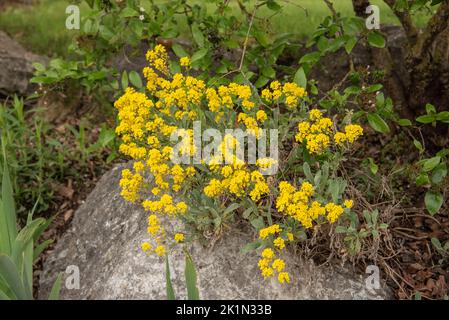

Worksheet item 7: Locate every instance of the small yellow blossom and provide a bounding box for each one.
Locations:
[174,233,185,243]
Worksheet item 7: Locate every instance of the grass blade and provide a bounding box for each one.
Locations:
[184,252,199,300]
[165,255,176,300]
[48,273,63,300]
[0,254,29,300]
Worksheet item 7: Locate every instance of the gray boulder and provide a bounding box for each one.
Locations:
[39,163,391,300]
[0,31,46,96]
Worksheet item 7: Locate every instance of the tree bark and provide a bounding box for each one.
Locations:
[351,0,449,118]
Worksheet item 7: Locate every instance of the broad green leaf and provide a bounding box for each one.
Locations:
[190,48,208,64]
[368,31,386,48]
[423,156,441,172]
[294,67,307,88]
[255,76,269,88]
[129,71,143,89]
[224,203,240,215]
[191,23,205,47]
[367,113,390,134]
[425,191,443,216]
[172,44,189,58]
[416,114,435,124]
[397,118,412,126]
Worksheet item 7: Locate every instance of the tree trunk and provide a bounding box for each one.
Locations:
[351,0,449,118]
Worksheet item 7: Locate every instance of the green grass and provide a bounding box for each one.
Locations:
[0,0,432,57]
[0,0,88,57]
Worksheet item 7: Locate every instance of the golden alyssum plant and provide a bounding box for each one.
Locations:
[114,45,363,284]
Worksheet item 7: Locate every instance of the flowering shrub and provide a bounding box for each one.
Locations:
[114,44,364,285]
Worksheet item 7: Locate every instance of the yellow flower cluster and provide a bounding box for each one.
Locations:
[119,169,143,203]
[261,81,307,109]
[116,45,361,285]
[334,124,364,145]
[203,136,272,202]
[295,109,363,154]
[145,44,169,75]
[180,56,190,68]
[257,224,294,283]
[142,214,167,257]
[276,181,348,228]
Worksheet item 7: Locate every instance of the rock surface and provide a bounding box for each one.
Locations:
[0,31,46,96]
[39,163,391,300]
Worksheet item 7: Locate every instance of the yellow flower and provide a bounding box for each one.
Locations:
[325,203,344,223]
[258,258,270,270]
[309,109,322,121]
[180,56,190,67]
[259,224,281,239]
[273,237,285,250]
[141,242,152,253]
[174,233,184,243]
[278,272,291,284]
[256,110,267,122]
[262,248,275,260]
[344,199,354,209]
[334,132,347,145]
[287,233,294,241]
[261,267,274,279]
[344,124,363,143]
[155,245,166,257]
[272,259,285,272]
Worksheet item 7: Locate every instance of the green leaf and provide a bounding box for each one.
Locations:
[294,67,307,88]
[172,44,189,58]
[299,52,321,65]
[0,254,29,300]
[416,114,435,124]
[190,48,208,64]
[266,1,282,11]
[413,140,424,153]
[335,226,347,234]
[431,238,442,251]
[262,66,276,79]
[223,203,240,215]
[368,157,378,175]
[365,84,383,93]
[303,162,314,182]
[397,118,412,126]
[255,76,269,88]
[185,253,199,300]
[367,31,386,48]
[425,191,443,216]
[121,71,128,90]
[120,7,139,18]
[254,31,269,48]
[33,239,54,262]
[48,273,63,300]
[344,36,358,54]
[415,173,430,186]
[191,23,205,47]
[431,165,447,185]
[240,240,262,254]
[367,113,390,134]
[250,217,265,229]
[165,256,176,300]
[423,156,441,172]
[129,71,143,88]
[1,159,17,255]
